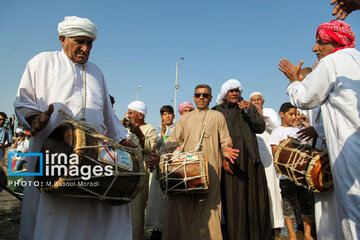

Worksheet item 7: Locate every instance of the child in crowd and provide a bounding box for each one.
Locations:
[12,131,29,171]
[269,102,314,240]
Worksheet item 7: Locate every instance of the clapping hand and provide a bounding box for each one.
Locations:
[279,58,304,82]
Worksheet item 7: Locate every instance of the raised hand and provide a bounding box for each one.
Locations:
[279,58,304,82]
[312,61,319,70]
[331,0,351,20]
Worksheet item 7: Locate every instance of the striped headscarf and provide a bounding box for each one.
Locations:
[316,20,356,53]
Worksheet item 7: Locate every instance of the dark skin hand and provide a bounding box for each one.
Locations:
[160,119,167,138]
[147,149,160,171]
[279,58,304,82]
[331,0,360,19]
[223,159,234,175]
[238,100,250,110]
[221,141,240,175]
[297,126,318,141]
[26,104,54,136]
[129,124,145,149]
[223,141,240,164]
[120,139,138,148]
[147,142,240,173]
[332,0,350,19]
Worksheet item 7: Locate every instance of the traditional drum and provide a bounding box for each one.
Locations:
[158,150,209,195]
[273,138,333,192]
[35,120,145,205]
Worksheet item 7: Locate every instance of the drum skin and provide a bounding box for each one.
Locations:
[35,121,145,205]
[158,152,209,195]
[306,154,332,192]
[274,138,333,192]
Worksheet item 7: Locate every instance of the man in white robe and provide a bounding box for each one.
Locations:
[279,20,360,240]
[249,92,284,229]
[125,100,157,240]
[14,16,133,240]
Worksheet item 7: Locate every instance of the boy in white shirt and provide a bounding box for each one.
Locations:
[270,102,314,240]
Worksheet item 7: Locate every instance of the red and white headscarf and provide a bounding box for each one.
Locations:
[316,20,356,53]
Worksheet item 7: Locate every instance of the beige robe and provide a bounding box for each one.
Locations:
[128,123,157,240]
[162,108,232,240]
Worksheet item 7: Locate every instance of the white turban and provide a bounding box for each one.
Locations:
[216,79,243,104]
[58,16,98,40]
[15,128,24,134]
[299,110,309,118]
[249,92,264,100]
[128,101,147,116]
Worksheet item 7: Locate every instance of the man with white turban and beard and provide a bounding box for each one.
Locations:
[125,100,157,240]
[212,79,272,240]
[14,16,134,240]
[249,92,284,230]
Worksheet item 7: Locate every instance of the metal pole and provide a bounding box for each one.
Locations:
[174,61,179,119]
[174,58,184,120]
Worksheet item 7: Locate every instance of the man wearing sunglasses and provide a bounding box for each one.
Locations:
[212,79,272,240]
[156,84,239,240]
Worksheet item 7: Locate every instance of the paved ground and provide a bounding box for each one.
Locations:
[0,190,21,240]
[1,151,22,240]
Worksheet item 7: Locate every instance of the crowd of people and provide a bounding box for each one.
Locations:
[0,5,359,239]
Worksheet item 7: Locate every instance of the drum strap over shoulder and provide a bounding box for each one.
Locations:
[194,111,210,152]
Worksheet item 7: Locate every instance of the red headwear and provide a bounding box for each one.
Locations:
[316,20,356,53]
[178,101,194,114]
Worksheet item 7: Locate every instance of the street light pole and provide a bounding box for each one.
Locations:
[174,57,184,120]
[136,85,142,100]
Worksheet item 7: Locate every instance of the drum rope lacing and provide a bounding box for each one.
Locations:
[274,139,331,192]
[50,111,145,202]
[160,111,210,196]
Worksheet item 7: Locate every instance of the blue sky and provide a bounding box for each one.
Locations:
[1,0,360,127]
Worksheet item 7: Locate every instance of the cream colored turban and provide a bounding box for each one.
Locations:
[216,79,243,104]
[58,16,98,40]
[249,92,264,101]
[128,101,147,116]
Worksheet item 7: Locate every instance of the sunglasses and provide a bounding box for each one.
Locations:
[194,93,210,98]
[0,118,6,121]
